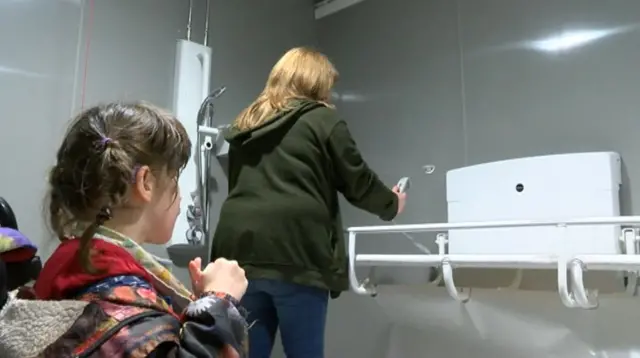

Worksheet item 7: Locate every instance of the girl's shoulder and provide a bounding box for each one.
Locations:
[1,285,181,358]
[2,285,248,358]
[71,285,181,357]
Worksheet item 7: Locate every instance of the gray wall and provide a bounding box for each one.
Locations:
[78,0,202,258]
[79,0,316,264]
[0,0,316,259]
[0,1,314,357]
[0,0,82,258]
[318,0,640,357]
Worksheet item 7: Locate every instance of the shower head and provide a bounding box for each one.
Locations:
[197,86,227,126]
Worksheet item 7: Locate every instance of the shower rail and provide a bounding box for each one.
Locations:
[347,216,640,310]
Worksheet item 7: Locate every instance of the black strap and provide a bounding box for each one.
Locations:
[77,310,163,357]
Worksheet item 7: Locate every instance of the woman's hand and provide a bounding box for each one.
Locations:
[392,185,407,216]
[188,257,248,301]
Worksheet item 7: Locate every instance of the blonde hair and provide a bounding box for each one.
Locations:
[233,47,339,131]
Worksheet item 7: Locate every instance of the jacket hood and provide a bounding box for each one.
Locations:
[0,291,89,358]
[223,99,324,146]
[34,238,153,300]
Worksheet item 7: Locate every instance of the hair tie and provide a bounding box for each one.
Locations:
[131,165,141,183]
[100,137,113,146]
[96,206,112,224]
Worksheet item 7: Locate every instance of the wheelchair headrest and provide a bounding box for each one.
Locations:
[0,197,18,230]
[0,228,37,263]
[0,228,41,291]
[0,199,41,290]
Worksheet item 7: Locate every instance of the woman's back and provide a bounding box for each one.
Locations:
[225,101,337,218]
[212,100,398,295]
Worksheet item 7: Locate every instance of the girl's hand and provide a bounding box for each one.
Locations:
[188,257,204,296]
[221,345,240,358]
[188,258,245,358]
[188,257,248,301]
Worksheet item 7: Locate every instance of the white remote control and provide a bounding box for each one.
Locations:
[396,177,410,193]
[391,176,436,278]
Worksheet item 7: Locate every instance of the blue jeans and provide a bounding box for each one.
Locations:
[241,279,328,358]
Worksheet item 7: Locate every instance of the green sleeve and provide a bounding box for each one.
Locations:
[327,120,398,221]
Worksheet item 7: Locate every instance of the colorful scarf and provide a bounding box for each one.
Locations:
[93,226,195,311]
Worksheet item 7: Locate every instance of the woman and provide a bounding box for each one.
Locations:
[211,47,406,358]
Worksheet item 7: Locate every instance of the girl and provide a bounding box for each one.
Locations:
[210,47,407,358]
[0,103,248,357]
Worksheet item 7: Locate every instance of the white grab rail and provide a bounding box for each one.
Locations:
[347,216,640,309]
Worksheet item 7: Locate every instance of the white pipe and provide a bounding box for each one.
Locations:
[576,254,640,269]
[348,216,640,234]
[356,254,556,268]
[355,254,640,271]
[198,125,220,136]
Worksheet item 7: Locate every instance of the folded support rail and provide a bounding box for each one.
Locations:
[347,216,640,309]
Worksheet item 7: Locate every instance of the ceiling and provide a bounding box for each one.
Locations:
[314,0,365,19]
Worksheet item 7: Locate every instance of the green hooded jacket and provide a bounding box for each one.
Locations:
[211,100,398,295]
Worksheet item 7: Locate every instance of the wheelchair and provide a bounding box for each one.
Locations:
[0,197,42,290]
[0,197,18,230]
